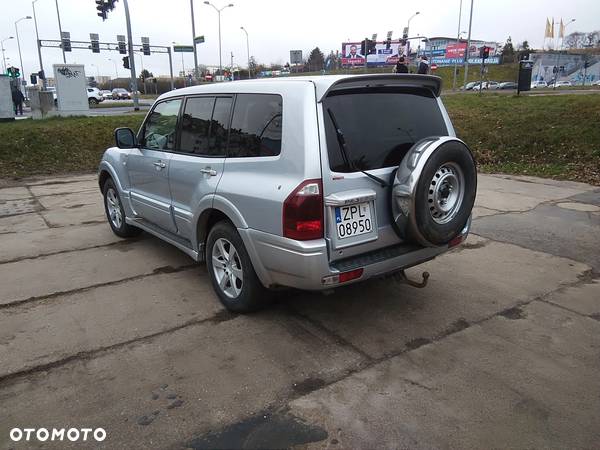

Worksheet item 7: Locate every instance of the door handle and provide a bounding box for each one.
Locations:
[153,161,166,169]
[200,168,218,176]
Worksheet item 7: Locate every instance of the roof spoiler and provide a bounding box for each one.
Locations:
[317,74,442,102]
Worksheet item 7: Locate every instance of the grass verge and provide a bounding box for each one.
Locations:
[443,93,600,185]
[0,94,598,185]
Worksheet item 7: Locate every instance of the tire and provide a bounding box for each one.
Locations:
[102,178,142,238]
[206,221,272,313]
[89,98,99,105]
[413,141,476,245]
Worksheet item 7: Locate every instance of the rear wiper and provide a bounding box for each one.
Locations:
[326,108,388,188]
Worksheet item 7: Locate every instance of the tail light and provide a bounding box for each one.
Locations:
[283,179,323,240]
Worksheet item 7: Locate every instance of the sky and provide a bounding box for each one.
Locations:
[0,0,598,79]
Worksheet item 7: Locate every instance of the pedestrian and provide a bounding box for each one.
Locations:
[394,56,409,74]
[12,87,25,116]
[417,56,430,75]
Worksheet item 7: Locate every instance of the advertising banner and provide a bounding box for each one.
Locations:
[445,43,467,58]
[432,56,501,66]
[341,41,411,67]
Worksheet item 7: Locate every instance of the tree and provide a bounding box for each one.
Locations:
[564,32,587,49]
[306,47,325,72]
[139,69,153,81]
[501,36,515,63]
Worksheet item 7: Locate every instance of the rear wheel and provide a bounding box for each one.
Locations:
[89,98,99,105]
[206,221,271,313]
[102,179,141,238]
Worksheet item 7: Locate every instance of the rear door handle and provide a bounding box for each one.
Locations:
[153,161,166,169]
[200,168,218,176]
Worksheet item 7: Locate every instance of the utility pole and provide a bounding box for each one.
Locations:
[32,0,47,89]
[452,0,463,90]
[167,47,174,91]
[190,0,199,80]
[123,0,139,111]
[54,0,66,63]
[240,26,250,78]
[462,0,474,88]
[15,16,32,94]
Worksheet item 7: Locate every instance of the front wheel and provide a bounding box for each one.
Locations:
[206,221,271,313]
[103,179,142,238]
[89,98,99,105]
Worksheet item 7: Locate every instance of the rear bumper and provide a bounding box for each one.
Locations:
[239,219,470,291]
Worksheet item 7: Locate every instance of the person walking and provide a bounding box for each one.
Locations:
[394,56,409,73]
[12,87,24,116]
[417,56,430,75]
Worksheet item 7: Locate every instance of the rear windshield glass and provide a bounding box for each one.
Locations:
[323,87,448,172]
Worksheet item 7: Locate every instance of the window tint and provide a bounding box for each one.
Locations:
[180,97,214,154]
[142,98,182,150]
[209,97,232,156]
[323,87,448,172]
[228,94,282,157]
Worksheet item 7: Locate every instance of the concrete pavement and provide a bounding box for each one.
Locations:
[0,173,598,449]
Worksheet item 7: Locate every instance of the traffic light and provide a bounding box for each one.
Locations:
[7,67,21,78]
[142,37,150,56]
[61,32,71,52]
[30,73,38,85]
[96,0,107,20]
[368,39,376,55]
[480,46,490,60]
[122,56,130,69]
[360,40,366,56]
[90,33,100,53]
[118,41,127,54]
[38,69,45,80]
[385,38,391,50]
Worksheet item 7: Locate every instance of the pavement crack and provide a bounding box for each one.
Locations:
[0,263,198,311]
[0,309,236,387]
[0,237,146,265]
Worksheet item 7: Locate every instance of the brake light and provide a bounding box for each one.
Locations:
[283,179,323,240]
[322,268,364,285]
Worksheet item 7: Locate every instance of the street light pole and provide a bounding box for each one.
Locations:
[32,0,47,89]
[452,0,463,90]
[554,19,575,89]
[462,0,474,88]
[204,2,234,77]
[1,37,14,73]
[406,11,420,36]
[240,26,250,79]
[54,0,66,63]
[15,16,32,94]
[122,0,140,111]
[190,0,199,80]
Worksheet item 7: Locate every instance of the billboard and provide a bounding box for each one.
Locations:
[445,43,467,58]
[341,41,411,67]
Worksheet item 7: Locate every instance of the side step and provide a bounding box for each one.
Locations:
[126,217,203,262]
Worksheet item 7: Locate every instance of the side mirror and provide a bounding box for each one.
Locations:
[114,127,137,149]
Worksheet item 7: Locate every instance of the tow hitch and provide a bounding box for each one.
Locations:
[392,270,430,288]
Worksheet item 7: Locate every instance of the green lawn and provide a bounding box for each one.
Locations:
[442,93,600,185]
[1,94,599,185]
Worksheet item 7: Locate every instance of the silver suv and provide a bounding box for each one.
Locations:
[99,74,477,312]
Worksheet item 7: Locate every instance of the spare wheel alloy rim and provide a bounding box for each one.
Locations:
[212,238,244,299]
[427,162,465,225]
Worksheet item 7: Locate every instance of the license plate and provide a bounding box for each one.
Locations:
[335,202,373,239]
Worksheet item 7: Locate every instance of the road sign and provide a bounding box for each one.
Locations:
[290,50,302,65]
[387,31,393,39]
[430,63,438,71]
[174,45,194,53]
[194,35,205,44]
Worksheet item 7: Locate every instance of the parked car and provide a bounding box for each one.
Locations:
[554,80,572,88]
[100,89,113,100]
[112,88,131,100]
[87,87,104,105]
[530,81,547,89]
[98,74,477,312]
[461,81,478,91]
[472,81,499,91]
[592,80,600,86]
[497,81,518,90]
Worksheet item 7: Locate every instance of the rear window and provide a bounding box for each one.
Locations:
[323,87,447,172]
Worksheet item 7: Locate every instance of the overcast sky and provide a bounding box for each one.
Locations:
[0,0,597,79]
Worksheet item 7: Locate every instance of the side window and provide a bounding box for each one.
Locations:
[141,98,182,150]
[180,97,214,154]
[208,97,232,156]
[228,94,282,157]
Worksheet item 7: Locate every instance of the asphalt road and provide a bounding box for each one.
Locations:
[0,173,599,449]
